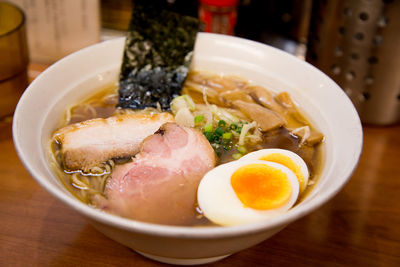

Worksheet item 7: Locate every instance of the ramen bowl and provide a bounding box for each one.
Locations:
[13,33,362,265]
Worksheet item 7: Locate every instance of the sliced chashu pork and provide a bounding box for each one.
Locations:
[95,122,216,225]
[53,113,174,171]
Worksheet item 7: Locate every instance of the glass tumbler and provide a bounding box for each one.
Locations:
[0,1,29,118]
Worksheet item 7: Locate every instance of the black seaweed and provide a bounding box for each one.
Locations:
[118,0,202,111]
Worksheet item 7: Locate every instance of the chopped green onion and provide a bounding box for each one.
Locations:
[232,153,242,160]
[170,95,195,114]
[218,120,226,127]
[222,132,232,139]
[194,115,204,124]
[213,135,221,143]
[229,123,237,130]
[237,145,247,154]
[204,124,213,132]
[214,127,225,136]
[204,131,213,141]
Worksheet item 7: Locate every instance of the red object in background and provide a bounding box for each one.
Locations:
[199,0,238,35]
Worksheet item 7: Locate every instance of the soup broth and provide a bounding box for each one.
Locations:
[50,71,324,226]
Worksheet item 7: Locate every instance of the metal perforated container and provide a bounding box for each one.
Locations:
[306,0,400,125]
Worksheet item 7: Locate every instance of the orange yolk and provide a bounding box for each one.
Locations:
[231,164,292,210]
[259,153,304,190]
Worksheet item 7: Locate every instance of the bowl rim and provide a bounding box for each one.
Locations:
[13,33,363,238]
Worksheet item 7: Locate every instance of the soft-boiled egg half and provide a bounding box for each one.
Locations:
[240,149,309,193]
[197,149,309,226]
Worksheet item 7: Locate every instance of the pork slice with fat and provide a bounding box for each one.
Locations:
[96,122,216,225]
[53,113,174,171]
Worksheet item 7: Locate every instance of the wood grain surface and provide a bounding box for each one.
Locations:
[0,64,399,266]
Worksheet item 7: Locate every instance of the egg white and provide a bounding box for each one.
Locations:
[197,160,300,226]
[240,149,309,193]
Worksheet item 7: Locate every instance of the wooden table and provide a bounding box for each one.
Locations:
[1,64,399,266]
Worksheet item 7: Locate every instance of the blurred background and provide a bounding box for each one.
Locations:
[4,0,400,125]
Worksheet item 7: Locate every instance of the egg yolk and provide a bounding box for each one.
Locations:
[231,164,292,210]
[259,153,304,190]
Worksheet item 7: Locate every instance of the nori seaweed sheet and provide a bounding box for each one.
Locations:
[118,0,202,111]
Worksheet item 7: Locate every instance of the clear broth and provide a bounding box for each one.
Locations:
[51,73,324,226]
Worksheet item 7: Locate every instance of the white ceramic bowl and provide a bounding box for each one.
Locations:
[13,33,363,265]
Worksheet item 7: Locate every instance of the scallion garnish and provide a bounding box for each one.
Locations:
[237,145,247,154]
[204,124,213,132]
[201,120,249,158]
[194,114,204,124]
[204,131,213,141]
[232,153,242,160]
[214,127,225,136]
[222,132,232,139]
[218,120,226,127]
